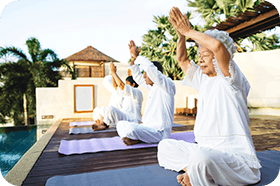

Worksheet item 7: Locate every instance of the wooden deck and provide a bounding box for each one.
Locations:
[21,114,280,186]
[21,115,193,186]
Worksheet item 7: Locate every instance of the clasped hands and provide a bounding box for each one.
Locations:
[128,40,141,60]
[169,7,192,37]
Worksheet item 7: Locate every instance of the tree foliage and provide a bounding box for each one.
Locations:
[140,13,203,80]
[187,0,260,28]
[187,0,280,51]
[139,0,279,81]
[0,37,65,125]
[0,60,32,125]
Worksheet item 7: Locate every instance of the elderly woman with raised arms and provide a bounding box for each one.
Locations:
[157,7,261,186]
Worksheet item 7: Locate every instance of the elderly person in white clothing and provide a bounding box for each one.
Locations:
[157,7,261,186]
[116,40,176,146]
[92,62,143,131]
[102,74,123,109]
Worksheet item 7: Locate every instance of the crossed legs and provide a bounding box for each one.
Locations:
[117,121,164,146]
[157,139,261,186]
[92,106,131,131]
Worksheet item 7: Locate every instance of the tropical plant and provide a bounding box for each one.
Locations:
[187,0,263,28]
[62,60,77,80]
[140,13,204,80]
[0,60,32,125]
[186,0,280,51]
[246,31,280,51]
[0,37,65,125]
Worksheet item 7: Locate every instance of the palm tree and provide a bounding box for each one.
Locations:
[0,37,64,125]
[0,60,32,125]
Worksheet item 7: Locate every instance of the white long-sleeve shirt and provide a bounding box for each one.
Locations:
[130,56,176,138]
[117,84,143,123]
[182,59,261,169]
[102,74,143,124]
[102,75,123,109]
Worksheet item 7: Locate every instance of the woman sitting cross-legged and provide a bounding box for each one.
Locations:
[92,62,143,131]
[157,7,261,186]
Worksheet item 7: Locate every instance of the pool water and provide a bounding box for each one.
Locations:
[0,126,37,177]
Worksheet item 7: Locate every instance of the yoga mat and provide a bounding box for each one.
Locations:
[45,151,280,186]
[45,165,180,186]
[253,150,280,186]
[69,121,94,127]
[69,127,116,134]
[59,131,195,155]
[69,122,185,134]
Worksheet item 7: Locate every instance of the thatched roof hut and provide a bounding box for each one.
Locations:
[66,46,118,63]
[62,46,118,78]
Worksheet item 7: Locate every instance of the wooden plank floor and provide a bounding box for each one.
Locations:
[21,114,280,186]
[21,116,193,186]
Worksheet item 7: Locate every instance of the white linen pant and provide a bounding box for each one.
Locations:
[116,121,164,143]
[157,139,261,186]
[93,106,133,127]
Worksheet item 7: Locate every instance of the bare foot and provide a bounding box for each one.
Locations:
[122,137,142,146]
[92,123,108,131]
[177,171,192,186]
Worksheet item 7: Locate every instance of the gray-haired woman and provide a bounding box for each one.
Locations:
[157,7,261,186]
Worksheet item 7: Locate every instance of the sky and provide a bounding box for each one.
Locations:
[0,0,200,63]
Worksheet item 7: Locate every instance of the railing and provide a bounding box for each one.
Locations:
[60,64,105,78]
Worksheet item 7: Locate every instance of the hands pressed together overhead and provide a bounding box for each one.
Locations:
[128,40,141,59]
[169,7,192,37]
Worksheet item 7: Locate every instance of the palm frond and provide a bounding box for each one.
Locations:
[39,49,58,61]
[26,37,41,63]
[0,46,29,62]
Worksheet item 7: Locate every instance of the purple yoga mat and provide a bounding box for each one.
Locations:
[58,131,195,155]
[69,121,94,127]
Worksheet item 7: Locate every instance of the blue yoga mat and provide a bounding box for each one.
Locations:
[252,150,280,186]
[45,165,180,186]
[46,150,280,186]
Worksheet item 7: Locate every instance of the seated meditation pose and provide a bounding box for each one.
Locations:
[157,7,261,186]
[116,40,176,146]
[92,62,143,131]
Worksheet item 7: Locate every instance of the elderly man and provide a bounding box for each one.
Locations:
[116,40,176,146]
[92,62,143,131]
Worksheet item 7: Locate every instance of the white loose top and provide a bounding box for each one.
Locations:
[130,56,176,139]
[182,59,261,169]
[117,84,143,123]
[102,75,123,109]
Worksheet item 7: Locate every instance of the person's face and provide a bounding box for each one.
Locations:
[125,80,135,87]
[143,71,154,86]
[198,45,216,77]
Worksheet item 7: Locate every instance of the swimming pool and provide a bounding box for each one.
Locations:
[0,126,37,177]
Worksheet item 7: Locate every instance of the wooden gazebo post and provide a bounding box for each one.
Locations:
[101,62,105,77]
